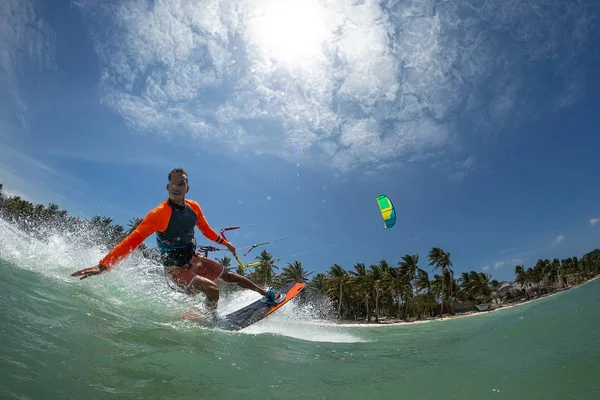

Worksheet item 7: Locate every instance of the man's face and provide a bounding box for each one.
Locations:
[167,172,189,204]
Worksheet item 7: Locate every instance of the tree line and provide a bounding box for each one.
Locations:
[2,184,599,322]
[217,246,599,322]
[0,185,154,259]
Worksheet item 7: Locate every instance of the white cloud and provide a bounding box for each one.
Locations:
[552,234,566,246]
[0,0,56,133]
[74,0,595,176]
[589,218,600,227]
[465,256,525,277]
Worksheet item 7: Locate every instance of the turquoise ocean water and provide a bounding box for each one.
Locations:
[1,219,599,400]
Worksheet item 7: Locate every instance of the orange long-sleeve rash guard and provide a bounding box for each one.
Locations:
[99,199,228,269]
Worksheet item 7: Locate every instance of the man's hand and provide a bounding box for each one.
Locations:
[225,242,237,256]
[71,264,107,280]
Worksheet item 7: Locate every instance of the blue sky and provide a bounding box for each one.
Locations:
[1,0,600,282]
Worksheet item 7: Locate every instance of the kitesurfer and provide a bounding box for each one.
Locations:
[71,168,282,318]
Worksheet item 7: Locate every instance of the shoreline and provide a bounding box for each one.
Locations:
[311,276,599,328]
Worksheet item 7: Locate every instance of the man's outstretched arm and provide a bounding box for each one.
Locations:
[71,209,163,279]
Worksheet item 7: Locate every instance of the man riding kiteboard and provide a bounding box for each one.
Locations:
[71,168,283,319]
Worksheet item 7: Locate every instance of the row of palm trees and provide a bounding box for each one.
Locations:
[216,246,600,322]
[2,186,599,321]
[0,189,152,255]
[513,256,595,299]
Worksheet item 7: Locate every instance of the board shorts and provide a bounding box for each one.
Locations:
[167,251,225,291]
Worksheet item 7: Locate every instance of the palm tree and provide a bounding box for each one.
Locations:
[325,264,349,315]
[349,263,372,321]
[281,260,314,284]
[235,264,247,276]
[398,254,423,318]
[470,271,492,303]
[572,257,581,284]
[428,247,452,315]
[514,265,531,300]
[414,269,434,316]
[126,217,144,236]
[447,258,455,309]
[216,255,232,271]
[458,271,473,301]
[377,260,397,319]
[307,272,326,295]
[386,265,405,319]
[549,258,561,290]
[110,224,125,246]
[369,262,389,322]
[252,249,279,287]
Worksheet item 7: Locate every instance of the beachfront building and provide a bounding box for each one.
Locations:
[453,300,477,314]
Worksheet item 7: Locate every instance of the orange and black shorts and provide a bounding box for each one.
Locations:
[167,251,225,291]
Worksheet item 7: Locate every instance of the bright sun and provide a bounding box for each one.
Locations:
[247,0,329,67]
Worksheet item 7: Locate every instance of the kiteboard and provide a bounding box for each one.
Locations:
[181,281,305,331]
[220,281,305,331]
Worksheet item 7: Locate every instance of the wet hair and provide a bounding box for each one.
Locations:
[168,168,188,183]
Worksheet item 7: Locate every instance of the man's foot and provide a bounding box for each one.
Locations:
[261,289,285,306]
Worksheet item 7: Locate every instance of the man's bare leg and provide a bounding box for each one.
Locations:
[221,270,267,296]
[187,275,220,320]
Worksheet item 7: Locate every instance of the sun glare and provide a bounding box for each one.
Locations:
[247,0,329,67]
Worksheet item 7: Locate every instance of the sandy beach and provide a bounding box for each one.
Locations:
[311,276,599,328]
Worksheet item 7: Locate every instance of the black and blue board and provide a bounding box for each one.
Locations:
[182,281,305,331]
